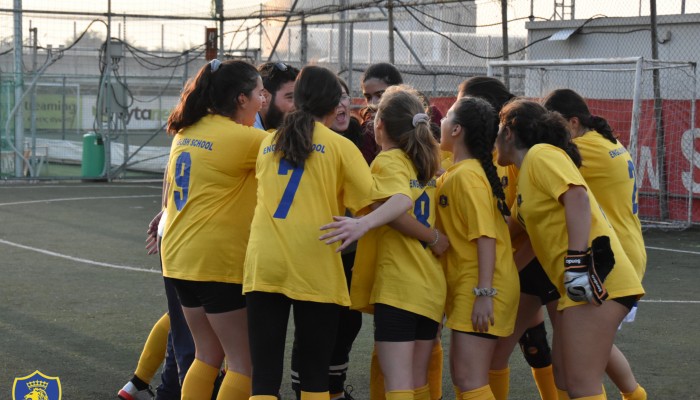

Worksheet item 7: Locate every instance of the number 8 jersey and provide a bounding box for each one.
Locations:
[162,115,269,283]
[243,122,374,306]
[350,149,447,323]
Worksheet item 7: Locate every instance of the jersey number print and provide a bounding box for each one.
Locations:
[627,160,639,215]
[274,158,305,219]
[174,152,191,211]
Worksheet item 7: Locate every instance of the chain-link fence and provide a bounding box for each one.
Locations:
[1,0,699,181]
[488,58,697,228]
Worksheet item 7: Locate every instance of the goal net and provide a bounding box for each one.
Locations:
[488,57,697,230]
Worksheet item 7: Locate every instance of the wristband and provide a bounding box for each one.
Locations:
[473,287,498,297]
[427,228,440,247]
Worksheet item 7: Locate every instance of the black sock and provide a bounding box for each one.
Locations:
[131,375,149,391]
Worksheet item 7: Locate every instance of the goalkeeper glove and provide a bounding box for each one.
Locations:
[588,236,616,305]
[564,249,594,304]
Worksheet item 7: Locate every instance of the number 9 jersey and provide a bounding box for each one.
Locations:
[243,122,374,306]
[162,115,270,283]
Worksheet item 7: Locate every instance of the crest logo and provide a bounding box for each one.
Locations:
[439,195,448,207]
[13,371,61,400]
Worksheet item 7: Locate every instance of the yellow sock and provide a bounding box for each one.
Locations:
[571,396,605,400]
[488,368,509,400]
[557,388,570,400]
[181,359,219,400]
[428,342,443,400]
[134,313,170,384]
[622,384,647,400]
[415,384,430,400]
[215,370,251,400]
[301,391,330,400]
[370,348,386,400]
[532,365,558,400]
[460,384,495,400]
[386,390,414,400]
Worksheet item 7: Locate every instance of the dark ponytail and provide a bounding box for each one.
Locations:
[273,66,341,167]
[501,99,582,168]
[458,76,515,113]
[452,97,510,217]
[375,85,439,184]
[542,88,617,144]
[167,60,259,135]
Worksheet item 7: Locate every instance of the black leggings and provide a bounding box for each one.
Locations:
[247,291,342,395]
[291,252,363,397]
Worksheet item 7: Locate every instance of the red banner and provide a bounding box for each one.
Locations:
[430,97,700,223]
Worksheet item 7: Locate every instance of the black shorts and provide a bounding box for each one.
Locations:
[168,277,246,314]
[519,258,561,305]
[453,330,498,340]
[374,303,439,342]
[612,295,638,311]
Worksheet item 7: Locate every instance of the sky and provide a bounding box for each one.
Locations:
[1,0,698,51]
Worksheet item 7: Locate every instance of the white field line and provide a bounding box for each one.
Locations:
[0,194,160,207]
[0,238,160,274]
[645,246,700,256]
[0,184,161,189]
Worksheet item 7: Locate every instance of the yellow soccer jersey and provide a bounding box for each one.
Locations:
[494,154,527,253]
[440,150,454,170]
[436,159,519,336]
[351,149,447,322]
[574,131,646,280]
[497,163,519,210]
[513,144,644,310]
[243,122,374,306]
[162,114,269,283]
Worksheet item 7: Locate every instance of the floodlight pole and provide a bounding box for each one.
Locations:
[388,0,395,64]
[501,0,510,90]
[650,0,668,219]
[13,0,24,177]
[215,0,224,59]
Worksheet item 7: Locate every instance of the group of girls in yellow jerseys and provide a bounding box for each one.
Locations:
[157,55,646,400]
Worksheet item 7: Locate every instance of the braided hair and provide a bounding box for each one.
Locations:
[451,97,510,217]
[500,99,582,168]
[542,88,617,144]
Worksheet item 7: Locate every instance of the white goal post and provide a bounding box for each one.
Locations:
[487,57,697,229]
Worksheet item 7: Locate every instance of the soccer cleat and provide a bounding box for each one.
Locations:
[118,381,155,400]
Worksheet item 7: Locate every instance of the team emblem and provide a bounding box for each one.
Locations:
[13,370,62,400]
[439,195,448,207]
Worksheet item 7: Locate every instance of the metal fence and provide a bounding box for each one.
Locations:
[1,0,699,180]
[489,57,697,228]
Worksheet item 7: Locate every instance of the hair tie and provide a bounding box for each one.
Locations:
[209,59,221,72]
[412,113,429,127]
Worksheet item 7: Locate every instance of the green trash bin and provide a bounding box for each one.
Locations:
[81,132,105,178]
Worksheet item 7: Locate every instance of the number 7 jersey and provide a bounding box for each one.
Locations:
[243,122,374,306]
